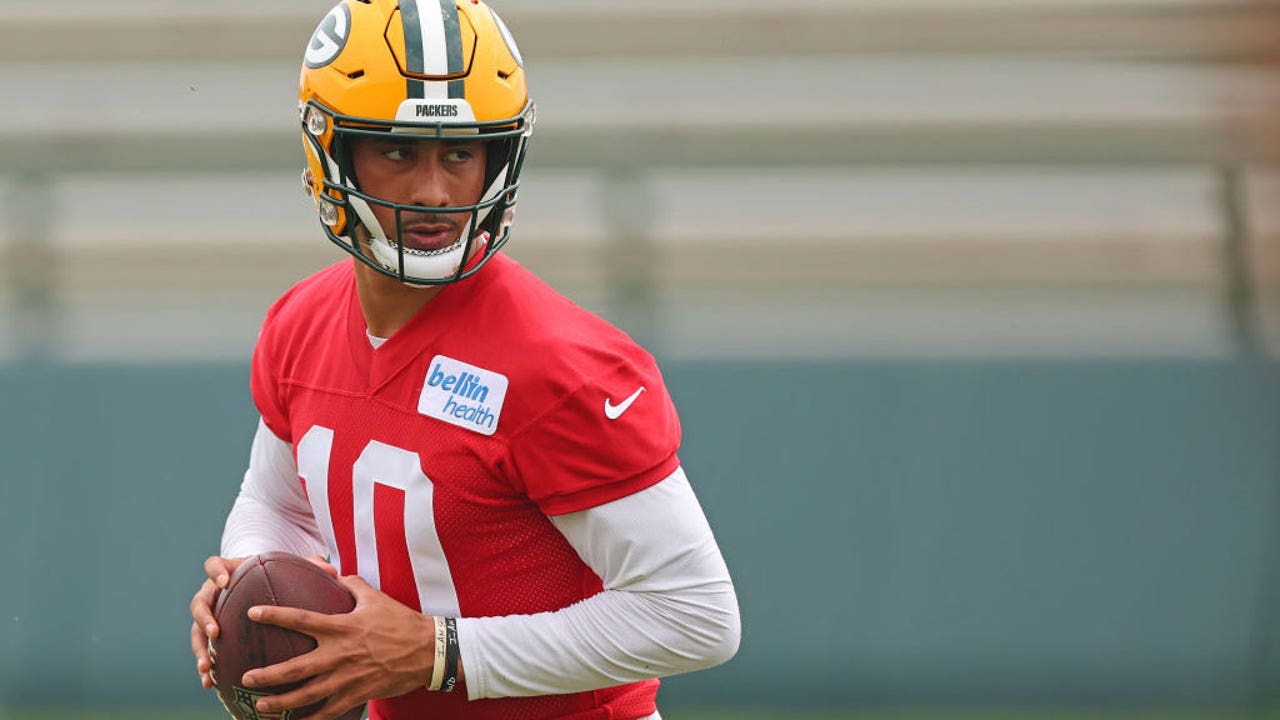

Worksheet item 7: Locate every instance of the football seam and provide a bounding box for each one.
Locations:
[258,556,280,607]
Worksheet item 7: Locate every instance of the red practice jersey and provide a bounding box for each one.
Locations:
[250,255,682,720]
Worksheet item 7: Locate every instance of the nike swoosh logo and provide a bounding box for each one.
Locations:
[604,386,646,420]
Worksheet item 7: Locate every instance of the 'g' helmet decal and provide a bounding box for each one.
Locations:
[304,4,352,69]
[489,8,523,68]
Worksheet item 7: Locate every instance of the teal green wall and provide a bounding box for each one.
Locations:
[2,360,1278,711]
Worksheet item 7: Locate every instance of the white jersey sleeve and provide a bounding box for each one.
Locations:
[220,418,326,559]
[457,466,741,698]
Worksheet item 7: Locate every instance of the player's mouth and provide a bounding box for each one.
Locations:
[401,223,461,254]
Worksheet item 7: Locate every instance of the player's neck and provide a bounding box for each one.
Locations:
[352,260,445,339]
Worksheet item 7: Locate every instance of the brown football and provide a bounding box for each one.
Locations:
[210,552,365,720]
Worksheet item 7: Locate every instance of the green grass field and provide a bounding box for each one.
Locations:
[6,710,1280,720]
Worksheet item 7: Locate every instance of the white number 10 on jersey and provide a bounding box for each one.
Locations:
[296,425,461,616]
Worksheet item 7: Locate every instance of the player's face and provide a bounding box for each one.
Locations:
[349,136,489,254]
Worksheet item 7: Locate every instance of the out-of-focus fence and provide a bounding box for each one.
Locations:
[1,0,1279,361]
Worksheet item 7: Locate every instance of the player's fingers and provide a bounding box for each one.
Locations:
[204,555,247,588]
[306,555,339,578]
[337,573,375,599]
[190,579,221,640]
[190,622,216,690]
[248,604,339,635]
[307,693,366,720]
[199,665,214,690]
[192,581,222,637]
[190,620,210,668]
[244,659,333,707]
[203,556,231,587]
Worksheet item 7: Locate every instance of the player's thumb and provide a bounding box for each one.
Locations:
[337,572,375,600]
[305,555,339,578]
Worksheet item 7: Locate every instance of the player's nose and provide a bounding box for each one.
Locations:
[406,152,452,209]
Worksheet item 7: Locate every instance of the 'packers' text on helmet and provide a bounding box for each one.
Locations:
[299,0,534,285]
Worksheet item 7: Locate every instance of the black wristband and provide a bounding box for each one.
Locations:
[440,617,460,692]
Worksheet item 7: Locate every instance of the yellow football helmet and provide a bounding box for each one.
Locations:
[299,0,534,284]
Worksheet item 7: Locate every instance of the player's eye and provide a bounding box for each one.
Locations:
[382,146,412,162]
[443,144,478,164]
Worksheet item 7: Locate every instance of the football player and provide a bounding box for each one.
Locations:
[187,2,740,719]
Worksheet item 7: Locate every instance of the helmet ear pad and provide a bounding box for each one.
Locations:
[480,135,517,238]
[483,137,512,194]
[327,132,385,251]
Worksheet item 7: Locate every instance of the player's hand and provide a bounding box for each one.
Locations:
[190,555,248,690]
[238,575,437,720]
[189,554,337,690]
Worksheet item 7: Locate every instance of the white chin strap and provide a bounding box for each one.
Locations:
[347,165,510,282]
[368,228,488,281]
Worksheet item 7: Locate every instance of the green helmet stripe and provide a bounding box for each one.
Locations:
[438,0,466,99]
[401,0,465,100]
[400,0,426,99]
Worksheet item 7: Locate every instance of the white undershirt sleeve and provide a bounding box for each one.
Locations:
[220,418,326,559]
[457,467,741,699]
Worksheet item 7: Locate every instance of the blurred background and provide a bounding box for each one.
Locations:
[2,0,1280,718]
